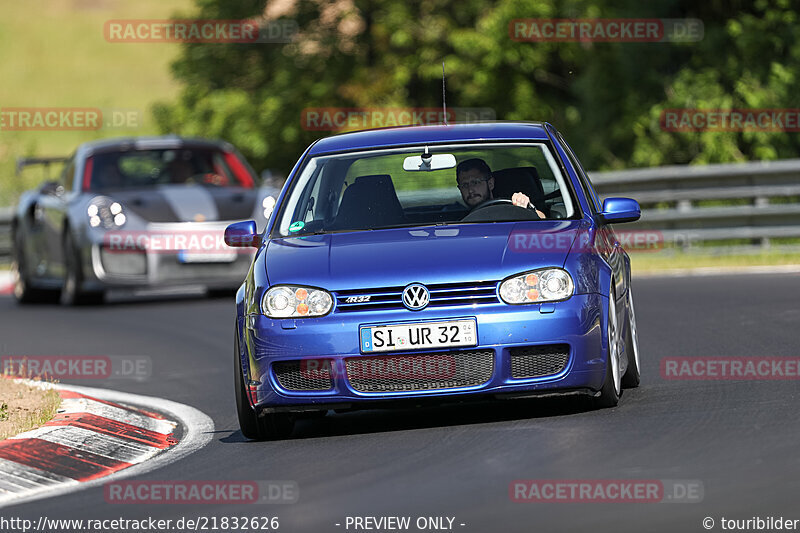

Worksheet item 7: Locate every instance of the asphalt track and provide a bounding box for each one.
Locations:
[1,272,799,532]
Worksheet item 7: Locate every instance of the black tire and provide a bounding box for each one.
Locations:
[593,350,621,408]
[621,288,641,389]
[592,286,621,409]
[234,332,263,440]
[234,331,295,440]
[60,232,104,306]
[257,410,295,440]
[12,229,59,304]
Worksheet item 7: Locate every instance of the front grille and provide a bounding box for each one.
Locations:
[99,247,147,276]
[158,255,250,281]
[334,281,499,312]
[272,360,334,391]
[345,350,494,392]
[509,345,569,379]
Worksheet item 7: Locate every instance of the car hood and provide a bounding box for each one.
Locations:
[103,185,257,223]
[265,220,584,290]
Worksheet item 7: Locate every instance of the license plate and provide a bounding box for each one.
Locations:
[178,250,237,263]
[360,319,477,353]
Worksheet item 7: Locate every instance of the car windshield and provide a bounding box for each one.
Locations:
[88,148,256,191]
[274,143,577,237]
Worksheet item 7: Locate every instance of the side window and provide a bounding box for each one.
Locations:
[61,157,76,192]
[288,163,330,231]
[559,135,601,213]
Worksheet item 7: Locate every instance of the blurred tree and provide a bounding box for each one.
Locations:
[630,0,800,166]
[153,0,800,172]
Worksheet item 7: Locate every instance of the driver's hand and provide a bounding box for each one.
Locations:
[511,192,530,208]
[512,192,545,218]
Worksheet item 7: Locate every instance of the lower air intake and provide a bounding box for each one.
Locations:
[345,350,494,393]
[273,359,334,391]
[509,345,570,378]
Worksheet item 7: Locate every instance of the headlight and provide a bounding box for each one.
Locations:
[88,197,126,229]
[262,196,276,219]
[262,285,333,318]
[499,268,574,304]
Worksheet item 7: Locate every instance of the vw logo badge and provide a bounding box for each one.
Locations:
[402,284,430,310]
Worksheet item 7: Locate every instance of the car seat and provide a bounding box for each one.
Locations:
[491,166,549,216]
[330,174,406,231]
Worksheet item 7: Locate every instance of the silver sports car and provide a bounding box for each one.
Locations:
[11,136,280,304]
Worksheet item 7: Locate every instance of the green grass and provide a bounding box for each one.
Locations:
[0,379,61,441]
[2,244,798,274]
[631,249,800,274]
[0,0,195,206]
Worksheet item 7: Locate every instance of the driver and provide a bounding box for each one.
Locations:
[167,154,195,184]
[456,158,545,218]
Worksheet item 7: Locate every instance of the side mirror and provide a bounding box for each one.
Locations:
[599,197,641,224]
[40,181,63,196]
[225,220,261,248]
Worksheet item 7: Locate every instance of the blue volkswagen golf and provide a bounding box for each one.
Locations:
[226,122,642,440]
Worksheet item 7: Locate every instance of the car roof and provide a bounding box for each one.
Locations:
[308,121,553,155]
[76,135,235,157]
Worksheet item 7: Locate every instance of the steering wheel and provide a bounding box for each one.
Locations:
[471,198,515,210]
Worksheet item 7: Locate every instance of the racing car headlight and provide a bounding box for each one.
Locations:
[499,268,574,304]
[88,197,126,229]
[262,285,333,318]
[262,196,276,219]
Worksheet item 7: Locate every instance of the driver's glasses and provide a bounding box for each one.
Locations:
[457,177,489,190]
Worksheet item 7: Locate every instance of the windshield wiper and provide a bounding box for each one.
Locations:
[284,222,465,236]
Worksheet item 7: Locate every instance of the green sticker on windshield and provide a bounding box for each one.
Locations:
[289,221,305,232]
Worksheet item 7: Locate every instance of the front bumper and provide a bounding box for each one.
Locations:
[240,293,607,411]
[79,225,255,290]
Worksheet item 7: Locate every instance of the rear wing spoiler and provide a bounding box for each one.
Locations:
[15,156,69,178]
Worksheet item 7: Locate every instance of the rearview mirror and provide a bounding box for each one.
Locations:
[225,220,261,248]
[599,198,641,224]
[403,153,457,171]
